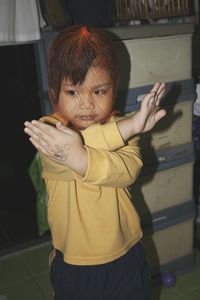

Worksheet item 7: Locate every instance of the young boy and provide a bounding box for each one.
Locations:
[24,25,166,299]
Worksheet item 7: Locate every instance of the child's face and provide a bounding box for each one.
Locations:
[56,66,114,129]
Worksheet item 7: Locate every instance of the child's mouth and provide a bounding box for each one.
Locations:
[79,115,95,121]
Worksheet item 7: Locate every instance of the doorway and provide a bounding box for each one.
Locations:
[0,43,48,253]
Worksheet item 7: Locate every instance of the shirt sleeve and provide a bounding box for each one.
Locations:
[82,121,125,150]
[74,136,143,188]
[40,153,75,181]
[41,120,125,181]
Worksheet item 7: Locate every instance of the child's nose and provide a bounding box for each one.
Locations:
[80,94,95,109]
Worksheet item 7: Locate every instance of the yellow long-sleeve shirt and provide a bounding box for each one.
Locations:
[40,116,143,265]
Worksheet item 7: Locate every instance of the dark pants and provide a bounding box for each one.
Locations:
[50,242,150,300]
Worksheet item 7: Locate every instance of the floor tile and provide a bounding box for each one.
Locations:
[173,261,200,296]
[17,243,51,276]
[0,255,30,289]
[181,287,200,300]
[159,288,182,300]
[34,272,54,300]
[150,284,180,300]
[0,279,46,300]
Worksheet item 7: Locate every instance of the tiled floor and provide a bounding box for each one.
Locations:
[0,241,200,300]
[0,242,53,300]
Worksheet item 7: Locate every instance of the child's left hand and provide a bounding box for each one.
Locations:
[132,81,166,134]
[24,120,88,175]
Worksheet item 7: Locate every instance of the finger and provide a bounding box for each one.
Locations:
[56,121,70,133]
[146,82,162,107]
[24,124,49,146]
[56,121,66,130]
[156,82,166,98]
[24,121,54,144]
[148,94,157,107]
[155,109,167,123]
[29,137,52,157]
[157,82,166,92]
[25,127,50,150]
[150,81,162,93]
[146,92,158,108]
[26,120,55,137]
[140,93,154,111]
[150,82,166,107]
[56,122,76,136]
[156,87,166,106]
[151,82,165,99]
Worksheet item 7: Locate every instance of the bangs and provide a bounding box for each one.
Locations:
[60,37,99,85]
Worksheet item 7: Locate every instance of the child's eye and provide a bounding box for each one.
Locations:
[95,89,106,95]
[67,90,78,96]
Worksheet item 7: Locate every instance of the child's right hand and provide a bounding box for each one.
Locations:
[24,120,88,175]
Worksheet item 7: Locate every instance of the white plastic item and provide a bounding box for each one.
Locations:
[194,84,200,116]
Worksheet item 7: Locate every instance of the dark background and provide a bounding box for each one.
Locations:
[0,44,44,253]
